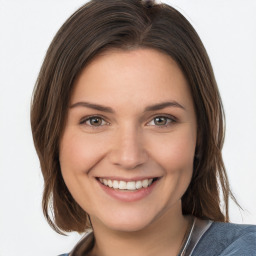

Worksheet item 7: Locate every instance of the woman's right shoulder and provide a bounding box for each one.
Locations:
[58,254,69,256]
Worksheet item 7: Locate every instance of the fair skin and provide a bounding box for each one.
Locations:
[59,48,197,256]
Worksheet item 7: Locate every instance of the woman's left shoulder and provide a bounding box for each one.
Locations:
[193,221,256,255]
[214,221,256,236]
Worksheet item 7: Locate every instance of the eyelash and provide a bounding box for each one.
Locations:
[80,115,110,128]
[79,114,177,129]
[147,115,176,128]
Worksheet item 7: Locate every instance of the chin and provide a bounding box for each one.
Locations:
[104,217,153,233]
[92,207,159,233]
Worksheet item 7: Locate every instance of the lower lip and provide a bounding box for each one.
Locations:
[97,179,159,202]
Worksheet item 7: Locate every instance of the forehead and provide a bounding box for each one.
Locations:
[71,48,193,112]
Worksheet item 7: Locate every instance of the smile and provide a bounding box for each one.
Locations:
[97,177,160,202]
[98,178,156,191]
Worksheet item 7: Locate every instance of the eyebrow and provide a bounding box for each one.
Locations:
[69,101,185,113]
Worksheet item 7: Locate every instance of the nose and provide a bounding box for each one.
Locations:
[108,125,148,170]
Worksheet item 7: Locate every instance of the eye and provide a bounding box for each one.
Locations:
[147,115,175,127]
[80,116,109,127]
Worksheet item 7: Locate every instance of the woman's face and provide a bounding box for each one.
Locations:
[59,48,197,232]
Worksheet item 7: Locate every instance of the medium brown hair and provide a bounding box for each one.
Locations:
[31,0,237,234]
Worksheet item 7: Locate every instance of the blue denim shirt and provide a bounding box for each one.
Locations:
[193,222,256,255]
[59,221,256,255]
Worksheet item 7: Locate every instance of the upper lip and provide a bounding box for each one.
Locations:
[96,176,160,182]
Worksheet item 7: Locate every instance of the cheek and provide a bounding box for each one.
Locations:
[148,128,196,172]
[59,132,109,213]
[59,132,107,176]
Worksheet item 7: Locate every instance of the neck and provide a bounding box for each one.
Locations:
[89,205,191,256]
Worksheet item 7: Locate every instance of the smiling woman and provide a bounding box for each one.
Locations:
[30,0,256,255]
[59,48,197,236]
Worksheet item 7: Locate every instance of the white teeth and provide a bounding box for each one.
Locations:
[100,178,155,190]
[135,180,142,189]
[107,180,113,188]
[112,180,119,189]
[127,181,136,190]
[142,179,149,188]
[118,181,126,190]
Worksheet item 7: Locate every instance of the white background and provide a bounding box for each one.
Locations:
[0,0,255,255]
